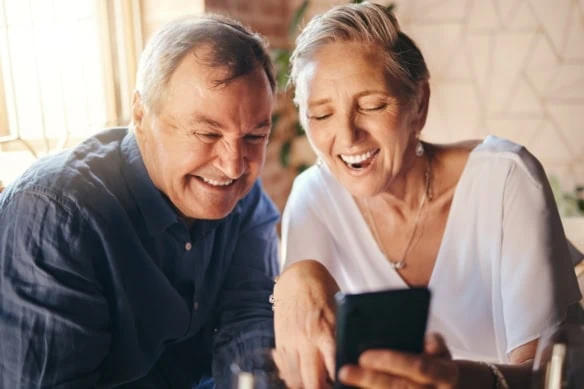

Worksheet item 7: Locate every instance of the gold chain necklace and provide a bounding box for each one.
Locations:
[364,159,432,270]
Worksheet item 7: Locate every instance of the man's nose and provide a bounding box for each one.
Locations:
[219,140,246,179]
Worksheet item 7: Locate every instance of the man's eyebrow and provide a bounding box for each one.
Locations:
[189,114,223,129]
[254,119,272,130]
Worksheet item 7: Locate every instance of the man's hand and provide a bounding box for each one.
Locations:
[338,333,459,389]
[273,260,340,388]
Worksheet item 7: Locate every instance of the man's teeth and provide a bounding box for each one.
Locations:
[340,150,376,164]
[201,177,234,186]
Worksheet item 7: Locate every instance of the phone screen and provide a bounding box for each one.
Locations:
[334,287,431,389]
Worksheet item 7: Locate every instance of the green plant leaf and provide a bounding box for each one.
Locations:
[280,140,292,167]
[297,163,310,174]
[270,113,281,139]
[289,0,310,37]
[294,121,304,136]
[271,49,291,91]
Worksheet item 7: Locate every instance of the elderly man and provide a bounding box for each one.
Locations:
[0,15,278,388]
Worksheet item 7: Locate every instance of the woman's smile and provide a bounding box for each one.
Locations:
[338,148,380,172]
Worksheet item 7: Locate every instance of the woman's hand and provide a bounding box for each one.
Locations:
[338,333,459,389]
[273,260,340,388]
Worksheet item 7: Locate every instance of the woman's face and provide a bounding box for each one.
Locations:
[296,42,424,198]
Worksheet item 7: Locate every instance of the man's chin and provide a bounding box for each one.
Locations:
[180,202,237,221]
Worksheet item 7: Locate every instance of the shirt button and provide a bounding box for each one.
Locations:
[185,242,192,251]
[193,301,199,310]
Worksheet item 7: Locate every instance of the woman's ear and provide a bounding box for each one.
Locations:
[411,82,430,132]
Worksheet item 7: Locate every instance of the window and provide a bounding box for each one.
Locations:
[0,0,142,185]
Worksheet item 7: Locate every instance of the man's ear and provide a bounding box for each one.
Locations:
[132,91,145,132]
[411,82,430,132]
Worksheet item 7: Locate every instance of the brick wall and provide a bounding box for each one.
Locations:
[205,0,291,48]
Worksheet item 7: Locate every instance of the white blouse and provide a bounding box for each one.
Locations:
[281,136,581,362]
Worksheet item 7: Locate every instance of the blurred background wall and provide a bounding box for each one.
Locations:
[0,0,582,217]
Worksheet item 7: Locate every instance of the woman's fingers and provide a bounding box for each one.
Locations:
[320,335,336,381]
[424,333,451,359]
[339,365,433,389]
[299,347,332,389]
[273,348,304,389]
[358,350,458,387]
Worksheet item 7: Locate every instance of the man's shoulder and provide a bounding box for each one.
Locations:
[2,128,130,214]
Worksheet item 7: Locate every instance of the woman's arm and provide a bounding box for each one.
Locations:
[339,337,537,388]
[274,260,339,387]
[457,340,536,389]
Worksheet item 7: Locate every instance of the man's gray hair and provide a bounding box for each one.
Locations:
[290,2,429,103]
[136,14,276,112]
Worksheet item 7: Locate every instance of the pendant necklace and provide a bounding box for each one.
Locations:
[364,159,432,270]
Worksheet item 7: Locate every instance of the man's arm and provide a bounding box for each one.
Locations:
[211,184,280,387]
[0,190,111,389]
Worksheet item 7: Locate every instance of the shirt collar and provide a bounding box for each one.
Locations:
[121,132,180,236]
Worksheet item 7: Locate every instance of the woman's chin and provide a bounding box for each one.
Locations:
[343,179,382,199]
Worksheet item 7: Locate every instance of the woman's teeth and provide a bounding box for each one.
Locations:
[339,149,378,169]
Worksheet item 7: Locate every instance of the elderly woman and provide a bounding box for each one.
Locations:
[273,2,582,388]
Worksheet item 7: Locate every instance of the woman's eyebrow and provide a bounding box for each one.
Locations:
[307,98,331,109]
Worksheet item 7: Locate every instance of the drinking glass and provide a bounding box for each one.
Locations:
[230,349,288,389]
[532,322,584,389]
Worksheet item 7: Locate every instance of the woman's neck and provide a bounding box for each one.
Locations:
[373,147,432,213]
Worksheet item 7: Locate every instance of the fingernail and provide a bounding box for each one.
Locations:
[338,365,351,380]
[359,351,375,364]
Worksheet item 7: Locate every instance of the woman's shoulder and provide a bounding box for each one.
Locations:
[471,136,546,186]
[285,163,357,224]
[436,136,547,189]
[290,163,345,200]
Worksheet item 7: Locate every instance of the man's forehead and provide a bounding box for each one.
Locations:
[171,48,230,86]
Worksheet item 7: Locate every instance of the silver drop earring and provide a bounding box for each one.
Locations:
[415,140,424,157]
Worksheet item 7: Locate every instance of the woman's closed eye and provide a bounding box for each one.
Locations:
[361,103,387,112]
[307,112,332,121]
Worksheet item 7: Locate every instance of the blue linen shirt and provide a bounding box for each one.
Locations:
[0,128,280,388]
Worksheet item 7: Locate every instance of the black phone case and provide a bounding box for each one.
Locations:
[334,287,431,389]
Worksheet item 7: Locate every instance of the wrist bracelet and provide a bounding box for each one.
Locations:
[269,276,279,311]
[483,362,509,389]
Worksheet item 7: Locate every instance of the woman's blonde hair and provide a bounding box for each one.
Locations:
[290,2,429,103]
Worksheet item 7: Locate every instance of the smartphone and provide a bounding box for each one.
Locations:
[334,287,431,389]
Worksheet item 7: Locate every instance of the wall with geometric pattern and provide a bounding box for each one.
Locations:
[301,0,584,190]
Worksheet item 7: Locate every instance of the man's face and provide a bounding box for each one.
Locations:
[134,50,274,220]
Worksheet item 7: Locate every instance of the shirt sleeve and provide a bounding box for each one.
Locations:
[0,190,111,389]
[211,182,280,387]
[500,150,582,354]
[281,173,337,271]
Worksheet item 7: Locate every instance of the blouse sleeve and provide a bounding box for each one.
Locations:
[281,173,336,272]
[499,148,581,354]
